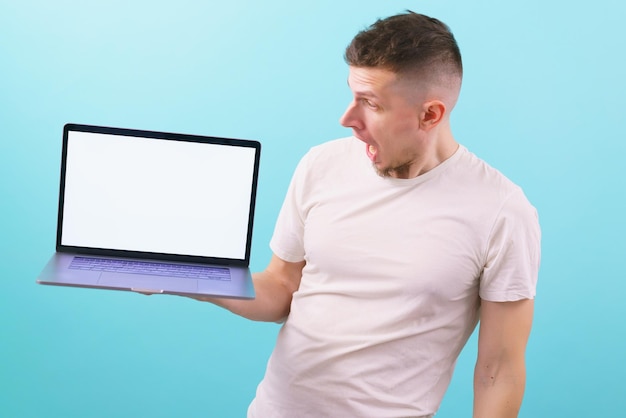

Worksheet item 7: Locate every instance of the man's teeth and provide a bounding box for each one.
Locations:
[369,145,376,154]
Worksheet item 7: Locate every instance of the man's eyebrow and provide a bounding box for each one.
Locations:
[354,90,379,99]
[347,81,377,97]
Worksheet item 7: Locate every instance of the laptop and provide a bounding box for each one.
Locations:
[37,123,260,299]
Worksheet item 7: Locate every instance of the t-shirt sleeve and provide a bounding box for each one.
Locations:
[269,154,309,263]
[479,187,541,301]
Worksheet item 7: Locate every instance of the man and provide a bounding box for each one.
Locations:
[200,11,541,418]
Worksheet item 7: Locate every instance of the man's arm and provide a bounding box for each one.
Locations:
[193,254,305,323]
[473,298,534,418]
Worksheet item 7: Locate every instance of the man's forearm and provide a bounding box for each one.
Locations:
[190,270,294,322]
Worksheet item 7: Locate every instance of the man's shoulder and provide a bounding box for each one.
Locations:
[290,136,368,185]
[298,136,363,169]
[456,146,521,192]
[307,136,357,156]
[452,146,537,214]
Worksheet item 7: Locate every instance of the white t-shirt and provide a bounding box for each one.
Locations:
[248,137,541,418]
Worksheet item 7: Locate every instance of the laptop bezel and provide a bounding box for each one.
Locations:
[55,123,261,268]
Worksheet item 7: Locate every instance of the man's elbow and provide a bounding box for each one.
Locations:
[473,354,527,417]
[474,351,527,389]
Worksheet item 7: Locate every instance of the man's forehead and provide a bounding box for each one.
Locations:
[347,66,399,94]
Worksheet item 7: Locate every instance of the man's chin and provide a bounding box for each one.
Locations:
[373,163,392,178]
[372,162,412,179]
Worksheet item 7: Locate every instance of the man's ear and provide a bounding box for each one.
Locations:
[419,100,446,130]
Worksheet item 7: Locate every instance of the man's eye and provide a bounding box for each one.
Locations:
[362,99,377,109]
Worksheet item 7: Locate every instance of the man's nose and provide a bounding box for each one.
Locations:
[339,101,361,129]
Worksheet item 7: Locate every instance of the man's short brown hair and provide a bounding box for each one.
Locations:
[345,11,463,83]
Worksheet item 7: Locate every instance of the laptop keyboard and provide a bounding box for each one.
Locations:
[69,256,231,281]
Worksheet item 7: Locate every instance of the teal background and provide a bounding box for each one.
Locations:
[2,0,625,416]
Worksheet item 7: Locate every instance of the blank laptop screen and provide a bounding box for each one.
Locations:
[60,130,257,261]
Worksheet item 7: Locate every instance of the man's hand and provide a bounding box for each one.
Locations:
[191,254,305,323]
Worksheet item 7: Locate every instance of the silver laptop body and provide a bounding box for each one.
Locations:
[37,123,260,299]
